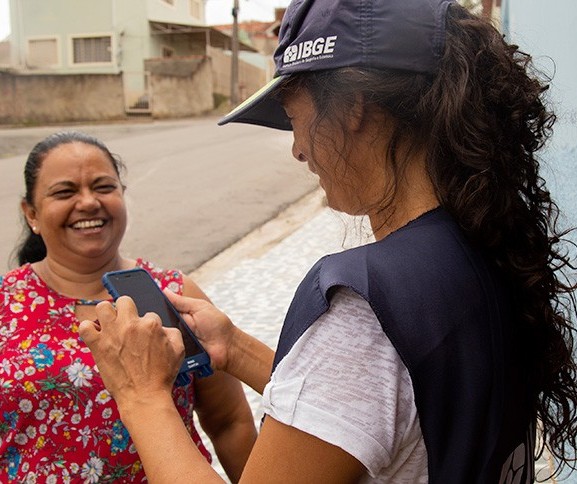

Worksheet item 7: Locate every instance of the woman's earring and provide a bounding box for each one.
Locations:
[32,226,38,234]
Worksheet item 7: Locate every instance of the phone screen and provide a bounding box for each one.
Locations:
[104,270,203,358]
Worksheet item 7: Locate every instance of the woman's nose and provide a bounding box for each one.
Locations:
[76,190,101,210]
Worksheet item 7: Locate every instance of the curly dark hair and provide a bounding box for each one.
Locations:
[280,3,577,477]
[14,131,126,266]
[430,6,577,475]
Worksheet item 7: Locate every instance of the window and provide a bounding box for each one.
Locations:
[72,35,112,64]
[189,0,202,19]
[162,46,175,58]
[27,37,59,67]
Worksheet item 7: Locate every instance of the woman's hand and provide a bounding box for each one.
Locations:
[78,296,183,409]
[164,291,273,394]
[164,290,237,373]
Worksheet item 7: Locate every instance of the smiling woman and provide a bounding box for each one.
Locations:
[20,141,128,273]
[16,132,128,271]
[0,131,257,483]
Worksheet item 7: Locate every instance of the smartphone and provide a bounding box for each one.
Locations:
[102,268,213,380]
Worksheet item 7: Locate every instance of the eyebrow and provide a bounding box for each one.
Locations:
[46,181,75,192]
[46,176,119,191]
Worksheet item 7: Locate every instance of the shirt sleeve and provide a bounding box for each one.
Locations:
[262,287,424,478]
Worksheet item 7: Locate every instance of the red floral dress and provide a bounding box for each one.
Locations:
[0,259,211,483]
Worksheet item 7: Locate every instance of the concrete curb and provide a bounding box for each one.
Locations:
[188,187,326,286]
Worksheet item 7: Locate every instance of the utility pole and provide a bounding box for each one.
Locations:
[230,0,240,106]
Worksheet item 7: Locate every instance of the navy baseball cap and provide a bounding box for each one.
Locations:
[218,0,455,130]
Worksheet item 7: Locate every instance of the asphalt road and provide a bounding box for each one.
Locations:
[0,116,319,274]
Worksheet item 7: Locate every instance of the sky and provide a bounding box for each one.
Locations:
[0,0,8,40]
[206,0,290,24]
[0,0,290,40]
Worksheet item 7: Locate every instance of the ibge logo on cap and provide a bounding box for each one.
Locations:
[283,35,338,67]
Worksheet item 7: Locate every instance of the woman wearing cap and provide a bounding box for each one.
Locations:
[79,0,577,482]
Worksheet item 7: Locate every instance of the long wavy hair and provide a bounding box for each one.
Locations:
[14,131,126,266]
[279,3,577,476]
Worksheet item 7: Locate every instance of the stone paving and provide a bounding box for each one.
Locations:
[188,189,557,482]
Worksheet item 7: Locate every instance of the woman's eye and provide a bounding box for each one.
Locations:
[52,189,74,198]
[95,184,117,193]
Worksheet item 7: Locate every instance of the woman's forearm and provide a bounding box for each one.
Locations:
[118,391,224,484]
[209,419,257,483]
[228,327,275,395]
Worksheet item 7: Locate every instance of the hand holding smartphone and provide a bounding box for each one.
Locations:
[102,268,213,381]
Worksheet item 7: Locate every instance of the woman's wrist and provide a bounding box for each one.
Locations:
[225,326,274,394]
[115,388,175,428]
[225,325,246,373]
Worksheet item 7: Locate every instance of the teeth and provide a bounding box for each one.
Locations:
[72,219,104,229]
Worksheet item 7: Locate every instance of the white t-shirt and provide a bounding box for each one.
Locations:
[262,288,428,482]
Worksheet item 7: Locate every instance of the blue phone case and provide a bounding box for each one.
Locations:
[102,268,213,381]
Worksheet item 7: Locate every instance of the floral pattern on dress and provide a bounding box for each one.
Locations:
[0,259,211,483]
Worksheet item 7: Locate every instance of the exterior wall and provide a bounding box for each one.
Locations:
[0,72,12,119]
[0,41,9,66]
[146,0,206,26]
[7,0,208,74]
[502,0,577,146]
[145,56,213,117]
[501,0,577,225]
[0,71,126,124]
[9,0,121,73]
[0,47,271,125]
[112,0,153,76]
[250,35,279,56]
[6,0,216,113]
[2,0,269,122]
[7,0,153,86]
[149,31,208,58]
[209,46,269,102]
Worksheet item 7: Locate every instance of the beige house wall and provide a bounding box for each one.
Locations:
[145,56,213,118]
[209,46,269,102]
[0,42,10,66]
[0,49,270,125]
[0,72,126,125]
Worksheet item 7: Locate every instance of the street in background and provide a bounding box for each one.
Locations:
[0,116,318,273]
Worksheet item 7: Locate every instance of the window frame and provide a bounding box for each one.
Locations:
[26,35,61,68]
[189,0,202,20]
[68,32,115,67]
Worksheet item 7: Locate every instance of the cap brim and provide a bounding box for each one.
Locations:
[217,76,292,131]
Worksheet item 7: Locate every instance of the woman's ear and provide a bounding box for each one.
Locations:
[345,92,365,132]
[21,199,38,234]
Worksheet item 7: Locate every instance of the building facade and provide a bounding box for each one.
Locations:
[3,0,262,120]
